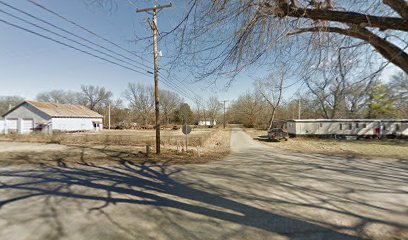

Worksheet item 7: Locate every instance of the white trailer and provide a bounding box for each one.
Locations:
[287,119,408,138]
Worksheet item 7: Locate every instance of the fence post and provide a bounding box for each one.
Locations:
[146,145,150,157]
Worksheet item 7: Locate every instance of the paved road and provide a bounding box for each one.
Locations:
[0,128,407,240]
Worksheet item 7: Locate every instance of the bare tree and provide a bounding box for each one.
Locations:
[0,96,24,115]
[206,96,222,122]
[160,0,408,86]
[80,85,113,111]
[123,83,155,126]
[193,96,205,123]
[390,71,408,117]
[256,71,285,129]
[159,90,182,125]
[229,91,264,127]
[36,90,82,104]
[303,45,375,119]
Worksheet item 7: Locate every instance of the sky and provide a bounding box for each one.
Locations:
[0,0,399,108]
[0,0,259,107]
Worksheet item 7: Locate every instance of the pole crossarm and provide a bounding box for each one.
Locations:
[136,3,172,13]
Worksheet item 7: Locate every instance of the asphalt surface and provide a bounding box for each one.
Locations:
[0,128,407,240]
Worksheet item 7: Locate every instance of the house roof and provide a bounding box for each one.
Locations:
[2,101,103,118]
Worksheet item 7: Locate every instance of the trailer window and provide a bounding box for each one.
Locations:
[339,124,342,130]
[349,124,352,130]
[319,123,322,127]
[383,125,387,131]
[395,124,400,131]
[362,123,366,128]
[355,123,359,128]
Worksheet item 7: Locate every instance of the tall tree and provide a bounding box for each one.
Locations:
[256,71,285,129]
[36,90,82,104]
[174,103,193,124]
[166,0,408,83]
[159,90,182,125]
[123,83,154,126]
[229,91,263,127]
[389,72,408,117]
[0,96,24,115]
[80,85,113,111]
[367,83,396,118]
[206,96,222,121]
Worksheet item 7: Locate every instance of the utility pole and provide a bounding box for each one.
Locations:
[221,100,228,129]
[298,99,301,119]
[136,3,172,154]
[108,103,111,130]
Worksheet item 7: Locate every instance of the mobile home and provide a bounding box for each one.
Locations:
[287,119,408,138]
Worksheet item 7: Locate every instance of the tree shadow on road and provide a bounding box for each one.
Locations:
[0,146,366,240]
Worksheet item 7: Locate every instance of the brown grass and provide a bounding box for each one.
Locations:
[245,128,408,159]
[0,129,231,166]
[0,128,215,147]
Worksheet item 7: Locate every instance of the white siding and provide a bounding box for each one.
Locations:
[6,119,18,133]
[51,118,103,132]
[0,120,4,134]
[288,119,408,137]
[21,119,34,134]
[198,120,216,126]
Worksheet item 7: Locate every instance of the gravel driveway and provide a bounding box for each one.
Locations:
[0,128,407,240]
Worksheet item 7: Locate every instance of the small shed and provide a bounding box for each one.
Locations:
[1,101,103,134]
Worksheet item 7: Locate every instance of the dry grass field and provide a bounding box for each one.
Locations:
[245,128,408,159]
[0,128,231,166]
[0,128,215,147]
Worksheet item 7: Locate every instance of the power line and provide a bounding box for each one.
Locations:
[0,1,150,72]
[0,17,191,100]
[26,0,150,68]
[25,0,201,101]
[0,8,152,75]
[0,17,147,75]
[0,1,197,101]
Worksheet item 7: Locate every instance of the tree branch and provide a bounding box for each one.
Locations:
[288,26,408,73]
[263,2,408,32]
[383,0,408,20]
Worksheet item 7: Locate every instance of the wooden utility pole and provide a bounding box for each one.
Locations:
[136,3,172,154]
[108,103,111,130]
[221,100,228,129]
[298,99,301,119]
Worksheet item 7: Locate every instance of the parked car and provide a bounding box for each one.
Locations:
[267,128,289,141]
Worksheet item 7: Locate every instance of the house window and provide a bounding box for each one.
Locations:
[339,124,342,130]
[395,124,400,131]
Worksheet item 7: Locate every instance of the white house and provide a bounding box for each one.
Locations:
[287,119,408,138]
[1,101,103,134]
[197,120,217,126]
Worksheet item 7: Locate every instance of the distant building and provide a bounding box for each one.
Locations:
[197,120,217,126]
[287,119,408,138]
[1,101,103,134]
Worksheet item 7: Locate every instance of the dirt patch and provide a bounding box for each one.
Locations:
[245,128,408,159]
[0,129,231,167]
[0,142,67,153]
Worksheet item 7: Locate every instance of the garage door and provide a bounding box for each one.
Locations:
[6,119,18,132]
[22,119,34,133]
